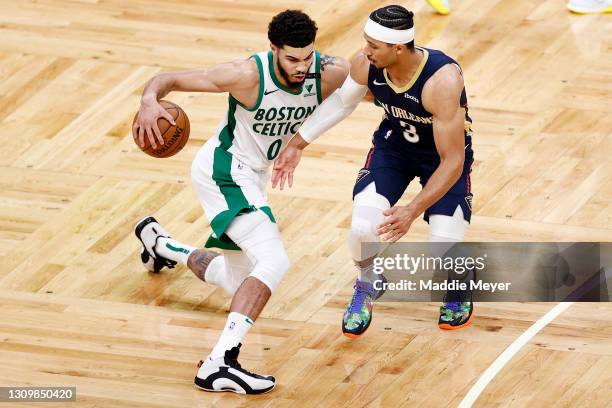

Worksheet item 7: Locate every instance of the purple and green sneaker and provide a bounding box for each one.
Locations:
[438,300,474,330]
[342,279,376,339]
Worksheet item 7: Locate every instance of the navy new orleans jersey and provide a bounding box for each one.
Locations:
[354,46,474,222]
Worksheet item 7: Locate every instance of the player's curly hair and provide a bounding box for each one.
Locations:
[369,5,415,50]
[268,10,318,48]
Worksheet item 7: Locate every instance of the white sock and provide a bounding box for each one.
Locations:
[155,237,196,265]
[357,261,377,284]
[209,312,254,360]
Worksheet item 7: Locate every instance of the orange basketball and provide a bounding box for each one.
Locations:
[133,100,190,158]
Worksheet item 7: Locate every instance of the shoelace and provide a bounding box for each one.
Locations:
[349,281,370,314]
[225,346,258,376]
[443,301,462,312]
[226,357,261,377]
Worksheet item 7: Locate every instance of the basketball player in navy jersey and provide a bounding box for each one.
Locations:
[273,5,475,336]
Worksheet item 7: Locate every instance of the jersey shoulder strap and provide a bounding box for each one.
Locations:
[229,52,266,112]
[417,47,460,85]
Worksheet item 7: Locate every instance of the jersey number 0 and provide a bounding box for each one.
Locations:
[267,139,282,160]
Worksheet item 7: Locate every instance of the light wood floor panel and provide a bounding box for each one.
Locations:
[0,0,611,406]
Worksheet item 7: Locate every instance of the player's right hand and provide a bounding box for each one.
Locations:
[133,100,176,149]
[272,145,302,190]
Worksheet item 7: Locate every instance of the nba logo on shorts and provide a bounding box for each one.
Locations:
[356,168,370,183]
[229,322,235,330]
[465,194,473,211]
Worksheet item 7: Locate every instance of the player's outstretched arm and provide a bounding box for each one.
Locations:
[271,54,369,190]
[298,52,369,144]
[377,64,465,242]
[133,60,259,149]
[142,59,259,101]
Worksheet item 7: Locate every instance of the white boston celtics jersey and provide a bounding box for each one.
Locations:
[213,50,322,171]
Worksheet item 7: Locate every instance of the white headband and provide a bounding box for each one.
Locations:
[364,18,414,44]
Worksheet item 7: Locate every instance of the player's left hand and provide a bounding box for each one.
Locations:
[272,145,302,190]
[377,206,418,242]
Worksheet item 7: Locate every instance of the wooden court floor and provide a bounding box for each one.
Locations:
[0,0,611,407]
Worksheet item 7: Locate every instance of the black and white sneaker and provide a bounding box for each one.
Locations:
[194,344,275,395]
[134,216,177,273]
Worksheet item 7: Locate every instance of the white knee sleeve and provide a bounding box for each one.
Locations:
[353,182,391,210]
[202,256,230,294]
[429,205,469,242]
[428,205,469,260]
[349,182,390,261]
[208,250,252,296]
[225,210,290,292]
[349,206,384,261]
[224,250,252,293]
[429,206,473,283]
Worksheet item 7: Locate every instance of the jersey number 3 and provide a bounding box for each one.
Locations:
[399,120,420,143]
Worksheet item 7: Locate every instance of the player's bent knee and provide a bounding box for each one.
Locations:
[222,251,252,296]
[249,248,290,292]
[348,205,384,261]
[225,210,290,293]
[349,217,377,244]
[348,219,380,261]
[225,269,249,296]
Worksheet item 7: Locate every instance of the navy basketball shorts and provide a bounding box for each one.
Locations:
[353,145,473,223]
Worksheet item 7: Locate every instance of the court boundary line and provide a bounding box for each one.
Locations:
[458,302,574,408]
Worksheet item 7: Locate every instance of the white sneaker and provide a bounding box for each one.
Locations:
[426,0,451,15]
[134,216,177,273]
[194,344,275,394]
[567,0,612,13]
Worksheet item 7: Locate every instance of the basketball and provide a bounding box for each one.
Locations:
[133,100,190,158]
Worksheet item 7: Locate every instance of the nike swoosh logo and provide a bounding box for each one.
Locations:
[372,80,387,86]
[264,89,279,95]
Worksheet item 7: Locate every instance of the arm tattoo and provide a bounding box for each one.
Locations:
[187,249,219,282]
[320,54,337,71]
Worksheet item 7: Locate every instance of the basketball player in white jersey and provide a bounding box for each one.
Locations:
[132,10,348,394]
